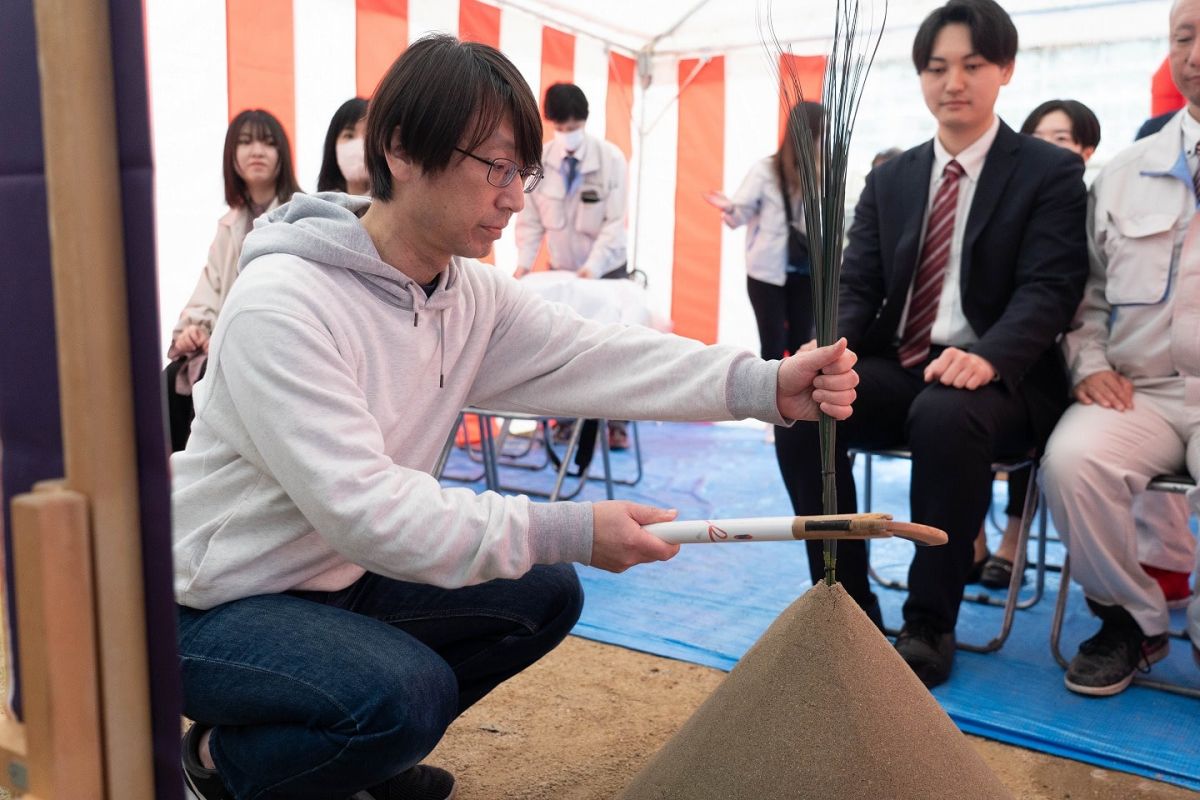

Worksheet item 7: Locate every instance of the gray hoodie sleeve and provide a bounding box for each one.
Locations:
[466,272,787,425]
[205,306,594,589]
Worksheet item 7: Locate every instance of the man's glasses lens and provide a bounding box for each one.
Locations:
[460,148,541,193]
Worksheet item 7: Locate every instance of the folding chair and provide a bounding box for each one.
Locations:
[1049,474,1199,698]
[437,409,645,501]
[852,447,1050,653]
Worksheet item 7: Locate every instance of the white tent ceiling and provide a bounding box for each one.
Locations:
[498,0,1168,59]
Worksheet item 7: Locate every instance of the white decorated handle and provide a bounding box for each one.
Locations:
[645,514,946,546]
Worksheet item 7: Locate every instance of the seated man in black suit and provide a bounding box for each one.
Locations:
[774,0,1089,687]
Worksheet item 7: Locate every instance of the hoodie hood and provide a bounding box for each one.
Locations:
[239,191,459,313]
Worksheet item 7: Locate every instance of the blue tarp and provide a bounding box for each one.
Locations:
[443,420,1200,791]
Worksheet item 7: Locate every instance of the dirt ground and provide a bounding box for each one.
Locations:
[430,636,1199,800]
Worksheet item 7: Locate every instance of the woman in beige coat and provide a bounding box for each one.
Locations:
[166,109,301,449]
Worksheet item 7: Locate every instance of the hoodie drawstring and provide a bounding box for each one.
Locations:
[409,285,444,388]
[438,308,446,389]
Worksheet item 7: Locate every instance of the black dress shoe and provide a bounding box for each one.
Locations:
[894,624,955,688]
[980,555,1026,589]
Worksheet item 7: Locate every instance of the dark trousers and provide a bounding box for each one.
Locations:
[746,273,813,361]
[773,352,1034,632]
[164,357,196,452]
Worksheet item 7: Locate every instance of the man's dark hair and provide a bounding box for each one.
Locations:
[544,83,589,123]
[1020,99,1102,151]
[366,34,543,201]
[911,0,1018,72]
[318,96,369,192]
[222,109,302,208]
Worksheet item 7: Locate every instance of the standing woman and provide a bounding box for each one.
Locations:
[704,101,824,360]
[317,97,370,195]
[166,108,301,450]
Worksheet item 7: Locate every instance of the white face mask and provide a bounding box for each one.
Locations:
[554,128,585,153]
[335,138,368,190]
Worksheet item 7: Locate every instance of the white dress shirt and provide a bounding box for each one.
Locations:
[900,114,1001,348]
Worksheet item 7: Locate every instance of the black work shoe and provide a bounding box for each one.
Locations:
[353,765,457,800]
[1065,619,1169,697]
[182,724,232,800]
[979,555,1026,589]
[894,624,956,688]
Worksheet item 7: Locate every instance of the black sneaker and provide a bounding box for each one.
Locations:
[182,724,232,800]
[894,623,955,688]
[351,765,457,800]
[1065,619,1169,696]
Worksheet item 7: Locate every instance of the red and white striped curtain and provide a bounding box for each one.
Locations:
[146,0,825,352]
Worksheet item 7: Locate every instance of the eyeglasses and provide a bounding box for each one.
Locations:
[454,147,544,193]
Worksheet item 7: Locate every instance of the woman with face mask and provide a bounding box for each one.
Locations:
[165,109,302,450]
[318,97,370,195]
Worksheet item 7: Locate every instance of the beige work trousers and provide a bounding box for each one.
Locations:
[1040,377,1200,637]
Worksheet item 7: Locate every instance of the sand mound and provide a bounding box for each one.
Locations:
[617,582,1012,799]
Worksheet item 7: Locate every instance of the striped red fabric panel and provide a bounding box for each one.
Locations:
[459,0,500,47]
[356,0,408,99]
[606,51,635,160]
[530,26,574,271]
[539,26,575,142]
[671,57,724,345]
[226,0,296,146]
[777,53,826,143]
[1151,57,1184,116]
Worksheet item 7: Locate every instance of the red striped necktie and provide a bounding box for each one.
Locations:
[898,159,965,368]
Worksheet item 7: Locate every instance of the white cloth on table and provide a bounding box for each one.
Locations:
[517,271,668,331]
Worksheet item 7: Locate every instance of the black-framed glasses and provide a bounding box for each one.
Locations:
[454,147,544,193]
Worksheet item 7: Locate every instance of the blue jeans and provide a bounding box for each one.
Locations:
[177,564,583,800]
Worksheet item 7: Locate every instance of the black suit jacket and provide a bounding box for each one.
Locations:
[838,122,1088,444]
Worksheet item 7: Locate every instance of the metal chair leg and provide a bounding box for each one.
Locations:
[437,413,486,484]
[608,420,644,487]
[959,464,1041,652]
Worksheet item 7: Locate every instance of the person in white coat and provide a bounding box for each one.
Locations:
[516,83,633,447]
[514,83,627,281]
[1039,0,1200,697]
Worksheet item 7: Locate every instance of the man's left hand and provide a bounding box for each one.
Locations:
[923,347,995,390]
[776,338,859,421]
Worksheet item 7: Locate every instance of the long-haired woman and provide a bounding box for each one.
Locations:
[166,109,301,450]
[704,101,824,360]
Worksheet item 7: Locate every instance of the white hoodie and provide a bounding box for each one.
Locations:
[173,193,786,609]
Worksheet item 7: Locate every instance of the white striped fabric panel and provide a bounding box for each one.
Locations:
[628,54,678,322]
[409,0,460,42]
[572,35,609,141]
[718,49,777,354]
[294,0,356,194]
[145,0,230,355]
[493,6,543,274]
